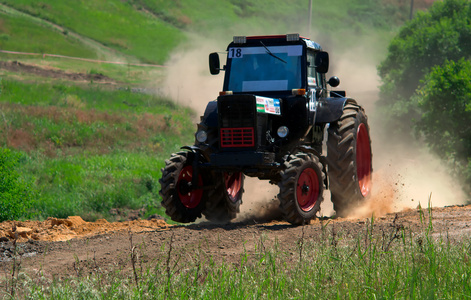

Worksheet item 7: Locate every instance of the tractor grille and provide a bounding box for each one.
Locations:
[220,127,255,148]
[218,95,256,149]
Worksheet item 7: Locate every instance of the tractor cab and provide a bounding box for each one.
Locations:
[209,34,333,99]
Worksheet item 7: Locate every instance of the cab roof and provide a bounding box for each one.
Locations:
[228,34,322,51]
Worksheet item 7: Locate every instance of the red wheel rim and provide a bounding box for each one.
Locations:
[296,168,319,212]
[356,123,372,197]
[224,172,242,203]
[177,166,203,208]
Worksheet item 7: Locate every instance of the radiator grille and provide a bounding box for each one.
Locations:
[220,127,254,148]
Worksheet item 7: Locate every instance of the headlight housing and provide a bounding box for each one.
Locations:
[196,130,208,143]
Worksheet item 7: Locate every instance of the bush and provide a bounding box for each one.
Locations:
[0,148,35,221]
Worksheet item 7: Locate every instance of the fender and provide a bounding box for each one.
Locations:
[314,97,357,123]
[202,100,218,127]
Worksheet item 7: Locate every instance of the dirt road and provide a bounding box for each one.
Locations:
[1,204,471,279]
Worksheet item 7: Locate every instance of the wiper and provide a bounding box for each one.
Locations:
[260,41,287,64]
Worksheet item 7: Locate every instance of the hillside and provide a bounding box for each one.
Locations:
[0,0,435,64]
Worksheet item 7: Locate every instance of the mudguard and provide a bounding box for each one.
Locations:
[202,100,218,127]
[315,97,357,123]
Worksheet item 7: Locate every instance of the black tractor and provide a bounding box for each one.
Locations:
[159,34,372,225]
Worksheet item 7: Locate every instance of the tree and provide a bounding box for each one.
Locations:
[414,59,471,194]
[378,0,471,133]
[378,0,471,197]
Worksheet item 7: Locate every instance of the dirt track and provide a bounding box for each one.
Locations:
[1,204,471,279]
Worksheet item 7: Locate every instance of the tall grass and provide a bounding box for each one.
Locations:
[5,211,471,298]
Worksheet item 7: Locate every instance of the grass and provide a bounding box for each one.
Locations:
[0,12,97,58]
[0,0,420,65]
[0,79,195,221]
[2,209,471,299]
[0,0,185,64]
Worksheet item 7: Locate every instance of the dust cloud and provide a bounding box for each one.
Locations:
[160,30,467,222]
[235,178,282,223]
[161,36,225,119]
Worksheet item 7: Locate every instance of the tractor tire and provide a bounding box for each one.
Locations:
[203,172,244,223]
[159,151,206,223]
[278,152,325,225]
[327,102,373,217]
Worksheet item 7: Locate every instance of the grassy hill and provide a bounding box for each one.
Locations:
[0,0,436,221]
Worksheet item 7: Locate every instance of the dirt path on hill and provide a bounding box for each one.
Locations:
[0,3,130,63]
[0,61,117,83]
[1,204,471,280]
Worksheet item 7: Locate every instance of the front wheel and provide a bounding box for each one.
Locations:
[278,153,325,225]
[159,151,206,223]
[327,102,373,217]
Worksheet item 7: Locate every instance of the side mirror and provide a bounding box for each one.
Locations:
[209,52,220,75]
[328,76,340,87]
[315,51,329,74]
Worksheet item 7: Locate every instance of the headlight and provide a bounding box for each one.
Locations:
[196,130,208,143]
[277,126,289,138]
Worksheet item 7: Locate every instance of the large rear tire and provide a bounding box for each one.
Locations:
[278,153,325,225]
[203,172,244,223]
[159,151,206,223]
[327,102,373,217]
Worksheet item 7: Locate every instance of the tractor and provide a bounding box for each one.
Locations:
[159,34,372,225]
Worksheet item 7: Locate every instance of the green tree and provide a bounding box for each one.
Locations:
[378,0,471,197]
[378,0,471,132]
[0,148,35,221]
[414,59,471,194]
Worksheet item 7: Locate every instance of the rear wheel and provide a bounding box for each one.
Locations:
[159,151,206,223]
[327,102,373,217]
[203,172,244,223]
[278,153,325,225]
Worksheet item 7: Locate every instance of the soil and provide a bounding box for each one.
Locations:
[1,204,471,280]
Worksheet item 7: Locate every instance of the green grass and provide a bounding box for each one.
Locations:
[22,151,166,221]
[0,0,185,64]
[4,213,471,299]
[0,12,97,58]
[0,0,416,65]
[0,79,195,221]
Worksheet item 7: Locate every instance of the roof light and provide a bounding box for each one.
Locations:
[286,33,300,41]
[219,91,233,96]
[233,36,246,44]
[292,89,306,96]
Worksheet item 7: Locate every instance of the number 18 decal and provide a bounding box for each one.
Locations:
[228,48,243,58]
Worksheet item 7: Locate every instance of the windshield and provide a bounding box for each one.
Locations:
[226,45,303,93]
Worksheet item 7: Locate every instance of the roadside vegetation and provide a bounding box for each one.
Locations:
[0,79,195,221]
[3,210,471,299]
